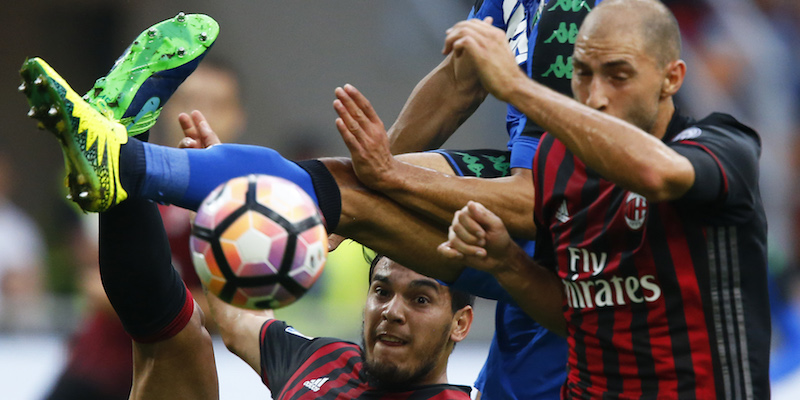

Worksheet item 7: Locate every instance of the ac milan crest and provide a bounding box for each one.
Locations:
[624,192,647,230]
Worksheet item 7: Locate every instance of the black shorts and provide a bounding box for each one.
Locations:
[430,149,512,178]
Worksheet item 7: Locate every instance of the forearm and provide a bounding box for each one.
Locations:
[323,157,467,282]
[379,156,536,239]
[208,292,273,374]
[388,55,487,154]
[500,76,693,201]
[492,244,567,336]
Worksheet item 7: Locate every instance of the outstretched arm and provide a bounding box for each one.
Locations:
[443,18,694,202]
[387,53,487,154]
[334,85,536,239]
[438,201,566,336]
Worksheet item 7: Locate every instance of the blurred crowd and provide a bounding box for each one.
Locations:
[1,0,799,397]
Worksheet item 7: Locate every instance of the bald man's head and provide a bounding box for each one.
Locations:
[582,0,681,67]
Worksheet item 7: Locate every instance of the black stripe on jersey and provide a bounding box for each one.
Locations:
[280,344,360,399]
[620,240,657,395]
[596,183,624,397]
[648,205,697,398]
[578,165,625,395]
[707,226,754,400]
[403,386,472,400]
[546,150,595,394]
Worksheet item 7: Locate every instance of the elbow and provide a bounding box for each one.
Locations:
[636,164,694,203]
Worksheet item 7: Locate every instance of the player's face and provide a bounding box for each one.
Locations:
[361,259,466,388]
[571,16,666,135]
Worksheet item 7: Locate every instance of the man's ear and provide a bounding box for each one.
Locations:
[661,59,686,99]
[450,305,474,343]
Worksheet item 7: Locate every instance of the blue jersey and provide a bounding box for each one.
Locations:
[460,0,603,398]
[468,0,540,169]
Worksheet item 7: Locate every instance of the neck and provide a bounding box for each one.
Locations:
[651,99,676,140]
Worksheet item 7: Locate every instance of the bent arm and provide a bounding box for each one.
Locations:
[502,81,694,202]
[379,156,536,239]
[334,86,535,238]
[444,18,695,202]
[387,54,487,154]
[439,201,566,335]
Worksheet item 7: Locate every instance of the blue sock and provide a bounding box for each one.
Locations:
[141,143,319,210]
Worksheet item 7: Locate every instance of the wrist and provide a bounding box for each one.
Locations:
[491,244,533,288]
[495,71,532,105]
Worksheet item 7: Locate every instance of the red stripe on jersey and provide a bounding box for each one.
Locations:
[636,241,678,396]
[615,316,642,396]
[554,154,587,280]
[132,284,195,343]
[536,135,567,222]
[304,358,367,400]
[681,141,729,196]
[426,389,472,399]
[279,342,360,399]
[338,381,371,399]
[579,309,607,395]
[260,319,280,388]
[660,207,716,399]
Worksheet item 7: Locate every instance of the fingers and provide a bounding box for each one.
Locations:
[191,110,222,148]
[439,203,490,259]
[466,200,503,230]
[178,137,199,149]
[333,86,372,155]
[342,84,381,125]
[179,112,199,143]
[443,17,495,55]
[451,205,486,244]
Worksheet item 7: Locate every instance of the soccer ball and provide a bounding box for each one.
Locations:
[190,174,328,309]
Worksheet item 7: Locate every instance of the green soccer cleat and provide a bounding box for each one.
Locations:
[20,57,129,212]
[84,12,219,137]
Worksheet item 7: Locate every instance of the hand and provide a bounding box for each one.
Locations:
[438,201,515,274]
[443,17,527,102]
[333,84,400,191]
[178,110,223,149]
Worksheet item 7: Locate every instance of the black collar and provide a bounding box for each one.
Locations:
[660,108,694,143]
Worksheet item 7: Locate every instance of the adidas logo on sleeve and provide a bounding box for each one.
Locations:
[303,377,330,392]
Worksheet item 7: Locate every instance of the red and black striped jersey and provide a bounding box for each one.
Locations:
[533,111,770,399]
[259,320,472,399]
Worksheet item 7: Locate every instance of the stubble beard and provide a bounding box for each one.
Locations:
[360,323,448,390]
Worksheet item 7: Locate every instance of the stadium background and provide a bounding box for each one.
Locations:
[0,0,799,398]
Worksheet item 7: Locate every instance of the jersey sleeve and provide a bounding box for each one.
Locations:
[259,319,339,393]
[668,113,762,223]
[469,0,508,30]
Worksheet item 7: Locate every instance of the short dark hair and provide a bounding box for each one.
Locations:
[368,254,475,313]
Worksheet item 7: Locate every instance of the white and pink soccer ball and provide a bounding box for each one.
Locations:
[190,174,327,310]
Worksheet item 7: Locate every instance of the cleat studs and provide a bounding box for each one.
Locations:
[177,47,186,57]
[77,174,87,185]
[78,191,89,199]
[33,76,44,86]
[199,32,208,42]
[65,194,73,200]
[176,12,186,22]
[37,122,45,130]
[48,107,58,116]
[27,107,36,118]
[148,27,157,37]
[18,82,27,92]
